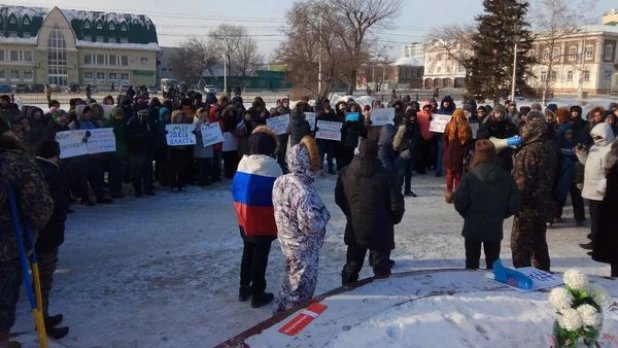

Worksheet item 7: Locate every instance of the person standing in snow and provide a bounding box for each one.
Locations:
[287,108,312,148]
[576,123,615,251]
[442,109,473,204]
[477,104,519,173]
[392,108,421,197]
[232,126,282,308]
[272,136,330,313]
[510,111,556,272]
[454,140,521,270]
[337,139,405,285]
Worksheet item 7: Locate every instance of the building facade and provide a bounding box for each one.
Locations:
[0,5,159,89]
[402,42,425,65]
[422,39,470,89]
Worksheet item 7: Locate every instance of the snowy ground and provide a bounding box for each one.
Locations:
[10,173,615,348]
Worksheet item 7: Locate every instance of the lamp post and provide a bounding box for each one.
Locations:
[511,42,518,102]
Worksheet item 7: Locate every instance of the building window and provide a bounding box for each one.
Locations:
[23,71,33,82]
[553,48,561,62]
[84,72,93,83]
[23,16,31,25]
[436,66,441,73]
[8,16,16,25]
[84,21,91,29]
[83,36,92,42]
[604,44,614,61]
[567,70,573,82]
[569,46,577,60]
[108,55,117,66]
[120,23,127,31]
[47,28,68,86]
[23,32,31,38]
[0,71,5,80]
[10,70,19,80]
[96,36,104,43]
[585,45,594,60]
[23,51,32,62]
[10,50,19,62]
[120,56,128,66]
[140,56,148,66]
[96,72,105,84]
[541,71,547,82]
[84,54,92,65]
[583,70,590,82]
[109,22,115,30]
[551,71,557,82]
[96,54,105,65]
[109,73,117,81]
[0,51,4,61]
[121,73,129,84]
[96,21,103,30]
[120,38,128,44]
[542,48,550,62]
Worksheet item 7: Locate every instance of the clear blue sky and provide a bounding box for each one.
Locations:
[10,0,617,60]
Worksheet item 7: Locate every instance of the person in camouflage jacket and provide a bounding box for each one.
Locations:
[510,111,557,272]
[0,135,54,347]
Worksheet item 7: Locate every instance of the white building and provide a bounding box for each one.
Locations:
[402,43,425,65]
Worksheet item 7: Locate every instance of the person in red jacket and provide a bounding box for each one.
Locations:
[443,109,473,203]
[416,100,434,174]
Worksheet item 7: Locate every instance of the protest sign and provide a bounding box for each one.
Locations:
[370,108,395,126]
[316,121,342,141]
[86,128,116,155]
[166,124,196,146]
[201,123,225,147]
[429,115,452,133]
[266,114,290,135]
[345,112,360,122]
[304,112,317,131]
[223,132,238,152]
[470,123,479,139]
[55,130,88,159]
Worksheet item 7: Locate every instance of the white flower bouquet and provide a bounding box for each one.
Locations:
[550,269,610,348]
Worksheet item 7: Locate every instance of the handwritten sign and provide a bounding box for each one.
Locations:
[166,124,196,146]
[55,130,88,159]
[201,123,224,147]
[429,115,452,133]
[316,120,342,141]
[222,132,238,152]
[370,108,395,126]
[266,114,290,135]
[304,112,317,131]
[86,128,116,154]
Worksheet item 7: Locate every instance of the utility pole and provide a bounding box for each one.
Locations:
[511,42,518,102]
[318,17,323,97]
[223,56,227,96]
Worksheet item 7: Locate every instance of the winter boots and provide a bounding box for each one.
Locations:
[238,286,251,302]
[404,190,417,198]
[251,292,274,309]
[445,191,453,204]
[39,314,69,340]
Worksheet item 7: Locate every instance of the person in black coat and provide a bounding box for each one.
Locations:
[126,104,156,197]
[316,100,339,174]
[336,139,405,285]
[339,104,367,169]
[287,108,311,147]
[33,140,70,339]
[476,104,519,172]
[592,142,618,277]
[393,109,422,197]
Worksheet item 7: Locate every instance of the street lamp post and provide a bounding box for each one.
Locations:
[511,42,518,102]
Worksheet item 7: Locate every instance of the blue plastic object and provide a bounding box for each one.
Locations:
[492,259,534,290]
[506,136,522,147]
[345,112,360,122]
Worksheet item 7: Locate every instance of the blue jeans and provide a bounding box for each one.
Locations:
[435,137,444,175]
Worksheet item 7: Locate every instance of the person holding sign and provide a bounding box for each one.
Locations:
[316,100,340,174]
[127,103,156,197]
[105,108,129,199]
[340,103,366,169]
[193,107,214,187]
[287,108,312,148]
[168,110,193,192]
[442,109,474,204]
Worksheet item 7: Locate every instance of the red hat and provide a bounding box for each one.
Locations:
[363,105,371,111]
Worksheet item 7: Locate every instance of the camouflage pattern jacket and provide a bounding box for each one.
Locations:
[0,147,54,262]
[512,138,557,216]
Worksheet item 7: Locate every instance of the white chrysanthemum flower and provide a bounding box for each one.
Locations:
[577,304,602,328]
[559,308,583,331]
[563,269,588,291]
[590,285,611,308]
[549,287,574,310]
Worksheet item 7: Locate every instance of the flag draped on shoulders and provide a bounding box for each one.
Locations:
[232,154,283,238]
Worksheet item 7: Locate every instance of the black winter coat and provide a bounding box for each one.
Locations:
[477,117,519,172]
[126,112,156,156]
[335,155,405,251]
[592,164,618,265]
[35,158,69,253]
[341,119,366,149]
[287,116,312,147]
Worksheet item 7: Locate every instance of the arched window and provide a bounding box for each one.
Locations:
[84,20,91,29]
[569,46,577,60]
[96,21,103,30]
[120,23,127,31]
[47,28,68,86]
[23,16,31,25]
[109,22,115,30]
[8,15,17,24]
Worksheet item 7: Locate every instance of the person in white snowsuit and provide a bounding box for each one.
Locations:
[272,136,331,314]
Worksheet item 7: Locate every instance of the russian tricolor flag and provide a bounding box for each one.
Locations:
[232,155,283,238]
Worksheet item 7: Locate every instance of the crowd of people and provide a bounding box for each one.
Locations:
[1,88,618,345]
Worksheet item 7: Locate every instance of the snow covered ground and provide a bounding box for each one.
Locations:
[10,174,616,347]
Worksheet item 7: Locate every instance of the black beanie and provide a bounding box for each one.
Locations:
[249,129,277,156]
[33,139,61,159]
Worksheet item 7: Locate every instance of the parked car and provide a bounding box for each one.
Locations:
[12,84,29,93]
[0,85,11,93]
[203,85,217,94]
[29,84,44,93]
[48,84,62,93]
[67,83,81,93]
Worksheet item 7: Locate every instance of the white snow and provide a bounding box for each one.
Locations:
[6,145,617,347]
[0,37,37,45]
[392,56,424,67]
[60,9,154,30]
[0,5,47,20]
[75,40,160,51]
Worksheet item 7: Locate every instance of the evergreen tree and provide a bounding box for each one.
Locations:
[464,0,535,103]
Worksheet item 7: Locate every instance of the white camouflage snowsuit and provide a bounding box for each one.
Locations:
[272,142,331,314]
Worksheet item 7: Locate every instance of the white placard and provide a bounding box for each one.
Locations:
[86,128,116,155]
[55,130,88,159]
[429,115,452,133]
[266,114,290,135]
[316,120,342,141]
[201,123,224,147]
[304,112,317,131]
[222,132,238,152]
[165,124,196,146]
[470,123,479,139]
[370,108,395,126]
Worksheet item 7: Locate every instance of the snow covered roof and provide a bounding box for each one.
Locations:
[0,36,37,45]
[393,56,424,67]
[76,40,160,51]
[0,5,47,40]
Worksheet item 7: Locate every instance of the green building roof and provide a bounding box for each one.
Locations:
[0,5,158,45]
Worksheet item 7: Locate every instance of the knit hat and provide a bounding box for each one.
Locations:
[363,105,371,112]
[463,103,474,113]
[522,110,547,140]
[33,139,60,159]
[603,110,615,121]
[52,109,67,121]
[249,126,278,156]
[477,105,487,113]
[493,104,507,116]
[470,139,497,168]
[546,103,558,113]
[530,103,543,111]
[609,102,618,110]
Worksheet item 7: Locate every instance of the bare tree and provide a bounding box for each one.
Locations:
[169,37,218,86]
[209,25,244,76]
[426,24,476,67]
[231,35,264,87]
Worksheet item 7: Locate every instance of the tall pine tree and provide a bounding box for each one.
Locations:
[465,0,535,103]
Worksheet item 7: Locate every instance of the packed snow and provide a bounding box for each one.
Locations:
[9,173,616,347]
